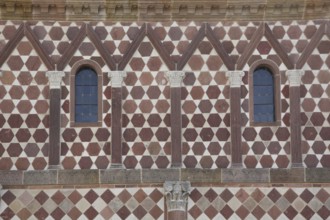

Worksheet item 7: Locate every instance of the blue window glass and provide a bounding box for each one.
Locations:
[75,68,98,123]
[253,67,275,123]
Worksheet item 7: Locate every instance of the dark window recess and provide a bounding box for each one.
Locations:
[253,68,275,123]
[75,68,98,123]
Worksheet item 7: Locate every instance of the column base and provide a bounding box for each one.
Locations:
[231,163,243,169]
[171,163,182,168]
[110,163,123,169]
[291,162,303,168]
[48,165,61,170]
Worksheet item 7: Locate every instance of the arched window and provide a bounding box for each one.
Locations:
[75,67,98,122]
[253,67,274,122]
[70,60,102,126]
[249,60,280,126]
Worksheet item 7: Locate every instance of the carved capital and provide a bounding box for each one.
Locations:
[286,70,304,87]
[46,71,65,89]
[164,181,191,211]
[108,71,127,88]
[166,71,185,87]
[226,71,245,88]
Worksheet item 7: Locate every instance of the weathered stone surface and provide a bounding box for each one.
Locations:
[58,170,99,185]
[306,168,330,182]
[0,0,329,21]
[24,170,58,185]
[222,168,269,183]
[181,169,221,183]
[0,171,23,185]
[101,169,141,184]
[270,168,304,183]
[142,169,180,183]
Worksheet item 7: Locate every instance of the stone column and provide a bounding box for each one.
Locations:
[164,181,191,220]
[226,71,245,168]
[108,71,127,168]
[166,71,185,168]
[46,71,65,169]
[286,70,304,168]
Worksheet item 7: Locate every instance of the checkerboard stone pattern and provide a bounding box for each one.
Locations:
[122,38,171,169]
[157,21,202,63]
[301,34,330,168]
[0,187,164,219]
[60,39,111,169]
[30,21,85,63]
[0,21,22,53]
[91,21,141,64]
[181,41,231,168]
[0,38,49,170]
[267,20,322,66]
[210,21,260,64]
[1,20,330,170]
[2,186,330,219]
[188,186,330,219]
[240,36,291,168]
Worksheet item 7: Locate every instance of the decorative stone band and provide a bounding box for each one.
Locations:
[226,71,245,88]
[164,181,191,211]
[286,70,304,87]
[46,71,65,89]
[166,71,185,88]
[108,71,127,88]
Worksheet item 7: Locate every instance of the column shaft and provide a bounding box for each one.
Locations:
[108,71,126,168]
[171,87,182,167]
[230,87,242,166]
[290,86,302,167]
[49,89,61,168]
[168,211,186,220]
[166,71,185,168]
[226,71,244,168]
[286,70,304,167]
[46,71,65,169]
[111,87,122,166]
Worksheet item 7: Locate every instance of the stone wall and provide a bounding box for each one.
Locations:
[1,20,330,170]
[1,20,330,218]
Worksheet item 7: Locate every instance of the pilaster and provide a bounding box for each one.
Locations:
[108,71,127,168]
[226,71,245,168]
[286,70,304,168]
[166,71,185,168]
[46,71,65,169]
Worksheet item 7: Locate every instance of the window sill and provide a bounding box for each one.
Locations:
[250,120,281,127]
[70,121,102,127]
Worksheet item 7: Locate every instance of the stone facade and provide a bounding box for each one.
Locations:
[0,19,330,219]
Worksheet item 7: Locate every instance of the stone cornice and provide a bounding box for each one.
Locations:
[0,0,329,21]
